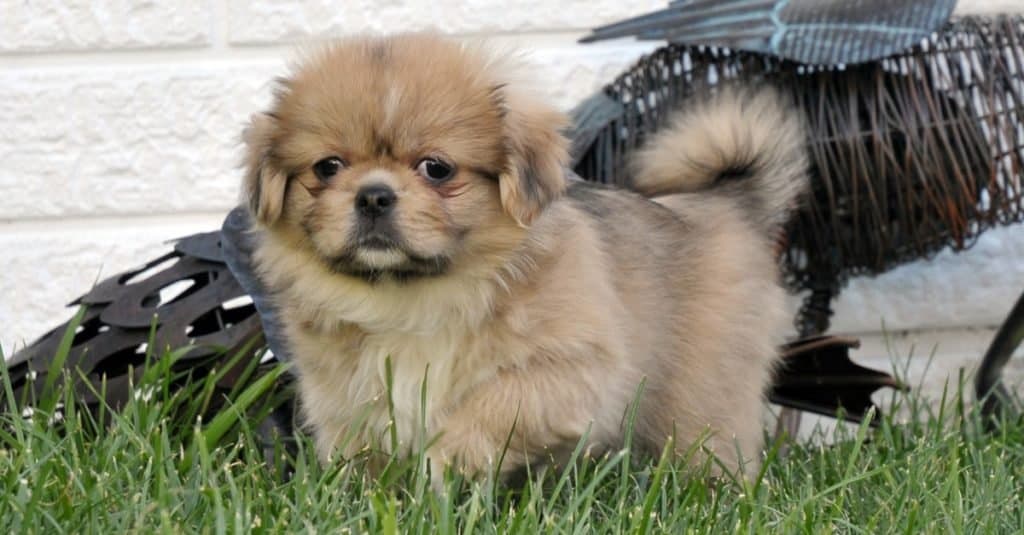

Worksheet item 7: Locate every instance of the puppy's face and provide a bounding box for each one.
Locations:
[243,35,569,281]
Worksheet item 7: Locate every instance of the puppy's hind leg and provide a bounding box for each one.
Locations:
[424,356,610,489]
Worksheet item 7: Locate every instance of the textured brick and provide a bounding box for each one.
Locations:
[825,224,1024,334]
[0,43,650,218]
[955,0,1024,14]
[0,1,210,52]
[226,0,662,44]
[0,63,282,218]
[525,42,656,109]
[224,0,1024,46]
[854,328,1024,405]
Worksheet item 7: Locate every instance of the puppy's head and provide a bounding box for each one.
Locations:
[242,34,568,281]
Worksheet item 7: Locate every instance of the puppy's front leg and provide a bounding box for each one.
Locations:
[426,358,605,488]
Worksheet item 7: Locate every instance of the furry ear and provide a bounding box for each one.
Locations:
[241,113,288,226]
[497,89,570,227]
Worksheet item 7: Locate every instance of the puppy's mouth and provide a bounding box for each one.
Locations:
[352,234,411,270]
[358,235,400,251]
[324,232,451,283]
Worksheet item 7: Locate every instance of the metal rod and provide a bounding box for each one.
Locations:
[976,288,1024,421]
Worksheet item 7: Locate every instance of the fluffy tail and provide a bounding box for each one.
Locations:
[631,87,809,233]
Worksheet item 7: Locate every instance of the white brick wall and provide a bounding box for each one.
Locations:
[2,0,1023,385]
[224,0,665,44]
[0,1,211,52]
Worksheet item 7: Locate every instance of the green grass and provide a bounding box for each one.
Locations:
[1,337,1023,534]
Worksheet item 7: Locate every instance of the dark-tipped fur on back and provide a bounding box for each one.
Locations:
[630,87,809,234]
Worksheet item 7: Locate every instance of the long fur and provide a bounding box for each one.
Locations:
[241,34,810,487]
[631,87,809,233]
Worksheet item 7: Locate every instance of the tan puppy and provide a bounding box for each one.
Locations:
[241,33,808,483]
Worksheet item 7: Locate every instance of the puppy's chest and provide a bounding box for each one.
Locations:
[291,320,515,454]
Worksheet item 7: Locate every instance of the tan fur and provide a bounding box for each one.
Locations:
[241,33,809,485]
[242,113,289,224]
[632,86,809,233]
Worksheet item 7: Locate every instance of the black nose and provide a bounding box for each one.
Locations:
[355,185,397,218]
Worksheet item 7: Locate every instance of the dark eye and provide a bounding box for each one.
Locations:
[313,157,346,182]
[416,158,455,182]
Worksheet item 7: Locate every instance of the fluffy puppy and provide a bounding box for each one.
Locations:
[241,33,808,483]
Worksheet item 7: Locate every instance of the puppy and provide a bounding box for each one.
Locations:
[241,33,808,483]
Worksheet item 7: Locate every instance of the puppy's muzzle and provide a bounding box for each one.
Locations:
[355,184,397,219]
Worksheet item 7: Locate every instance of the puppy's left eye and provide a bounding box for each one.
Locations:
[417,158,455,182]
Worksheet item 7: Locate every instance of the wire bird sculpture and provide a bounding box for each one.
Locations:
[5,8,1023,444]
[572,13,1024,420]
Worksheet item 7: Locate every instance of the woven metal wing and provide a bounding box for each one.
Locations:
[581,0,958,65]
[3,230,296,465]
[5,232,266,411]
[572,15,1024,335]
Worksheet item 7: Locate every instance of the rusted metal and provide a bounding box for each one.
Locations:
[572,15,1024,427]
[771,335,906,425]
[572,15,1024,337]
[976,289,1024,423]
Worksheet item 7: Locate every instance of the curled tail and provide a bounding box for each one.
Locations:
[631,86,809,233]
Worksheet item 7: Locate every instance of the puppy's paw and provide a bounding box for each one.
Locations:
[423,435,503,492]
[422,448,452,494]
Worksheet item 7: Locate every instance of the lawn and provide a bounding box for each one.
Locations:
[1,335,1022,534]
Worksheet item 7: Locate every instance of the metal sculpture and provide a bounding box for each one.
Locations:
[4,232,254,404]
[572,14,1024,419]
[581,0,959,65]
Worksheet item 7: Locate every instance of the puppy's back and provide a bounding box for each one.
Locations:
[560,87,810,472]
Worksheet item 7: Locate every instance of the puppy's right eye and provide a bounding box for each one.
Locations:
[313,157,346,181]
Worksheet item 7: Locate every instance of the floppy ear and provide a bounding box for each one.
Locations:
[241,113,288,226]
[497,89,570,227]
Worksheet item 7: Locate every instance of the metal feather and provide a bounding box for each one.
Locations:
[770,336,906,425]
[581,0,958,65]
